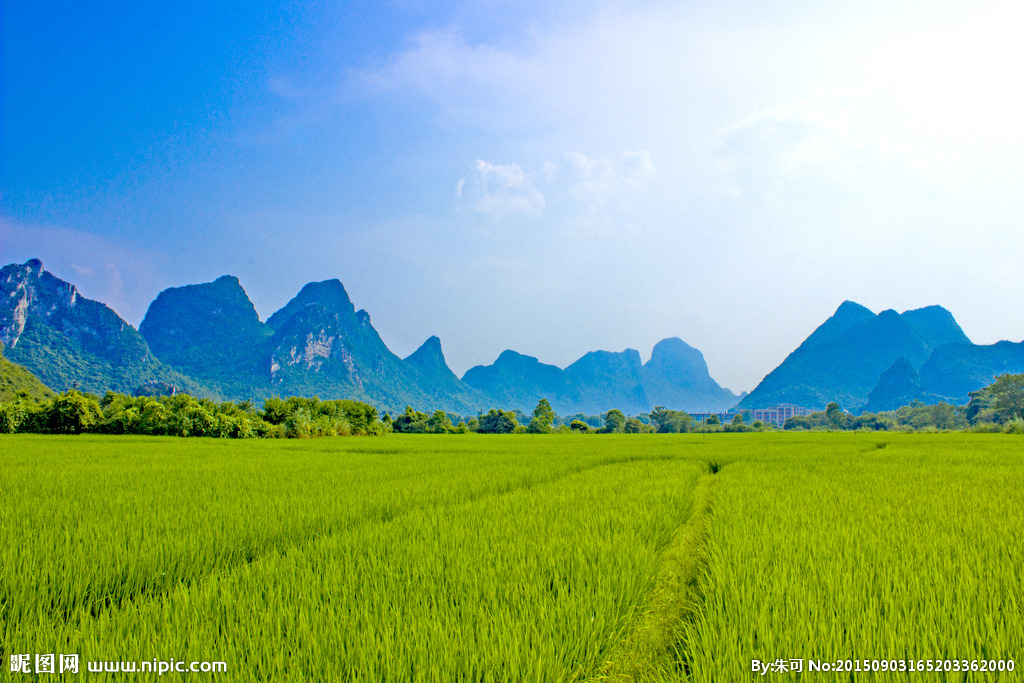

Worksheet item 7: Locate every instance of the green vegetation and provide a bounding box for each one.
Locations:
[0,391,385,437]
[6,371,1024,439]
[0,344,54,402]
[138,274,274,399]
[966,372,1024,428]
[3,435,704,681]
[1,433,1019,681]
[650,407,694,433]
[476,407,521,434]
[528,398,556,433]
[4,303,208,398]
[780,373,1024,433]
[681,433,1023,681]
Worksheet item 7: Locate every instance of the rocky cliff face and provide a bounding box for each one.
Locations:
[262,284,379,394]
[2,259,115,358]
[0,259,204,395]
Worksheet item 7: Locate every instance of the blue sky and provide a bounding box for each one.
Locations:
[3,0,1023,393]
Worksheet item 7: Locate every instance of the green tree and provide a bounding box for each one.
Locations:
[624,417,652,433]
[825,402,846,429]
[43,391,103,434]
[477,409,519,434]
[649,406,693,433]
[528,398,556,434]
[0,398,40,434]
[569,419,590,433]
[392,406,429,433]
[783,415,811,430]
[427,410,454,434]
[602,409,626,434]
[991,373,1024,421]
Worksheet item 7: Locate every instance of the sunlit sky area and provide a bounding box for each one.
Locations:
[3,0,1023,393]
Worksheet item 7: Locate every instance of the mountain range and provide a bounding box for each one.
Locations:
[738,300,1024,412]
[1,259,738,414]
[4,258,1024,415]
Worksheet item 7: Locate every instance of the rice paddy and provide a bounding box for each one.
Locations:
[1,433,1021,680]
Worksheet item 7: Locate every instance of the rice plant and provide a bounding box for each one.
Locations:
[3,432,1021,681]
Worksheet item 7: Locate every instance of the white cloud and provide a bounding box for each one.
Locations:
[459,159,546,218]
[354,5,740,136]
[566,150,655,205]
[455,150,655,232]
[561,150,657,233]
[713,82,949,204]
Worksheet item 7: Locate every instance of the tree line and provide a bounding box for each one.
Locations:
[3,374,1023,437]
[0,392,386,438]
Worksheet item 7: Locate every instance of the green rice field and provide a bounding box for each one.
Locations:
[1,433,1021,681]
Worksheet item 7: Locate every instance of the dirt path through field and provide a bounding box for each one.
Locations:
[588,461,721,681]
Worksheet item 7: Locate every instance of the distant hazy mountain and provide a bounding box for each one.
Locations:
[0,342,54,402]
[0,259,206,396]
[919,340,1024,403]
[404,336,490,414]
[563,349,649,415]
[462,338,738,415]
[17,255,1020,417]
[899,305,972,350]
[0,259,739,414]
[858,357,953,413]
[462,350,570,412]
[737,301,971,410]
[642,337,739,412]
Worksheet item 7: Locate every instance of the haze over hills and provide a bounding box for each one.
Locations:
[5,258,1024,417]
[460,339,740,415]
[643,337,743,412]
[736,300,1023,412]
[404,336,492,412]
[134,265,739,414]
[919,341,1024,403]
